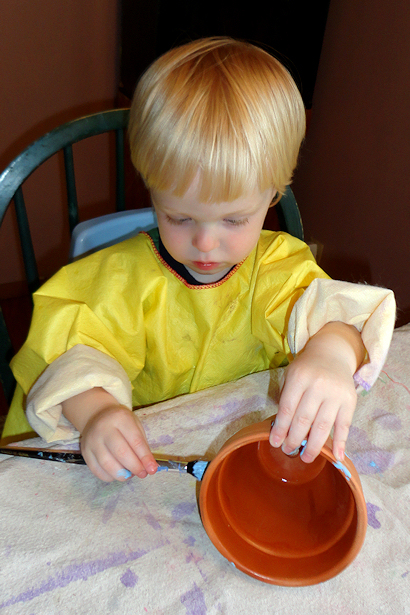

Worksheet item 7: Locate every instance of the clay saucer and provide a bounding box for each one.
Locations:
[199,416,367,586]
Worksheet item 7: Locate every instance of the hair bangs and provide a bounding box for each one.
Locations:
[129,37,305,203]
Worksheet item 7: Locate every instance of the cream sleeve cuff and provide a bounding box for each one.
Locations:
[26,344,132,443]
[287,278,396,391]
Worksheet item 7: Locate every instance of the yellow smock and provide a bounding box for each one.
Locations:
[4,229,328,438]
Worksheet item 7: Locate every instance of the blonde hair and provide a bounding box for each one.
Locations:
[129,37,305,203]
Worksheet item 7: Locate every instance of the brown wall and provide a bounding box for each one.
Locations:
[292,0,410,327]
[0,0,120,290]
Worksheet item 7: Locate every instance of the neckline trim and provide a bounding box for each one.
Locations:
[142,231,243,289]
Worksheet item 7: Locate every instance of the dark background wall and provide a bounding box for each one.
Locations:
[120,0,330,109]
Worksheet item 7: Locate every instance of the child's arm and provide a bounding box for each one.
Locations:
[62,387,158,482]
[270,321,365,463]
[23,345,156,482]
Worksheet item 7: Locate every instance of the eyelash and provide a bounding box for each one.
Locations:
[166,216,191,225]
[224,218,249,226]
[166,216,249,227]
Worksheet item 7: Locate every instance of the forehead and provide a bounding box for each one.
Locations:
[151,182,274,217]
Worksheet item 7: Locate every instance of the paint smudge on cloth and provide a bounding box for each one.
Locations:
[366,502,382,529]
[181,582,207,615]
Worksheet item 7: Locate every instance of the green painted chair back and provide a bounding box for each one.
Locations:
[0,109,130,405]
[0,108,130,292]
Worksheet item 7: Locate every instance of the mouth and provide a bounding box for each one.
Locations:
[192,261,220,271]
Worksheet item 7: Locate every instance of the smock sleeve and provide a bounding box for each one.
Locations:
[9,241,148,442]
[287,278,396,391]
[25,345,132,442]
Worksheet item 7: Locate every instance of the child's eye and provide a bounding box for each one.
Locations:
[166,215,191,225]
[224,218,249,226]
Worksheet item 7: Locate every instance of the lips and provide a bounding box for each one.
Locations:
[192,261,220,271]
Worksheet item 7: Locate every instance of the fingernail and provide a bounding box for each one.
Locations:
[117,469,132,480]
[299,441,308,457]
[270,435,281,448]
[336,449,345,462]
[282,443,300,457]
[147,463,158,474]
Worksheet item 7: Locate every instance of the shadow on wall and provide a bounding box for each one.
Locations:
[291,0,410,327]
[320,254,373,287]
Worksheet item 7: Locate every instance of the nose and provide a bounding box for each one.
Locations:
[192,226,220,253]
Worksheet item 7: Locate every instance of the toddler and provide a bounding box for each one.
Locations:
[4,37,395,482]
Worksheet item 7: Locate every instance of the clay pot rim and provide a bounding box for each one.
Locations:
[199,417,368,586]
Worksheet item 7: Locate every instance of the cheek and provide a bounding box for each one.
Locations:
[158,223,189,257]
[223,235,251,262]
[229,226,261,257]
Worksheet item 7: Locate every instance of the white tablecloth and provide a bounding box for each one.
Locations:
[1,325,409,614]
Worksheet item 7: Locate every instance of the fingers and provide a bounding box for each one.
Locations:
[82,449,120,482]
[118,418,158,478]
[269,378,304,449]
[269,367,357,463]
[81,406,158,482]
[332,404,356,461]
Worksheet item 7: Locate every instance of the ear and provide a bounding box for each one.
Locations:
[269,191,280,207]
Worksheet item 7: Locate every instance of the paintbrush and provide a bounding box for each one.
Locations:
[0,446,210,481]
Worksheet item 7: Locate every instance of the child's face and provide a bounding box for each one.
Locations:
[151,180,275,282]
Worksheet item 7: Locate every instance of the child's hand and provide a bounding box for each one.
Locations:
[269,322,365,463]
[62,387,158,482]
[80,405,158,482]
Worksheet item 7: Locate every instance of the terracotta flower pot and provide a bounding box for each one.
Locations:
[199,416,367,586]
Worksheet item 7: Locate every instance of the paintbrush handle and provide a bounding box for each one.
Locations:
[0,447,86,464]
[0,447,208,478]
